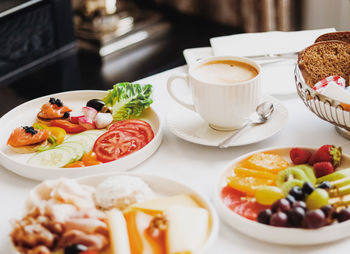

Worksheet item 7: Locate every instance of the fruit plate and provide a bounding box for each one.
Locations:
[10,172,219,254]
[213,146,350,245]
[0,90,163,181]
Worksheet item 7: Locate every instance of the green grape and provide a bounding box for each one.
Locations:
[306,188,329,210]
[255,186,284,205]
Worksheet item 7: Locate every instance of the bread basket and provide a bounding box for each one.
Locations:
[295,65,350,139]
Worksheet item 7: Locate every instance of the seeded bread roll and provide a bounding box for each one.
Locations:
[315,31,350,43]
[297,40,350,88]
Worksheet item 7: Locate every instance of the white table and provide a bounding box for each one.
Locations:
[2,65,350,253]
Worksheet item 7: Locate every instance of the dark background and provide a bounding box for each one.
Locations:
[0,0,242,116]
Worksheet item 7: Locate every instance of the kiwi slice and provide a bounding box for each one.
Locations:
[291,165,316,184]
[276,167,309,187]
[281,179,304,195]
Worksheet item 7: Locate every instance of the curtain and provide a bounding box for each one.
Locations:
[153,0,298,32]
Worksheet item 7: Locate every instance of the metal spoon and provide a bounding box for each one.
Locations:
[218,102,274,148]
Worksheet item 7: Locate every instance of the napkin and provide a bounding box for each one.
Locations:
[210,28,336,57]
[322,83,350,104]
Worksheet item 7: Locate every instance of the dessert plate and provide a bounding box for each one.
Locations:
[10,172,219,253]
[213,146,350,245]
[0,90,163,181]
[166,95,287,147]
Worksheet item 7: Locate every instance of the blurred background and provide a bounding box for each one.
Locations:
[0,0,350,116]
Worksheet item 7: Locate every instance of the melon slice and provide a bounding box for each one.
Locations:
[106,209,131,254]
[129,194,200,215]
[165,206,209,254]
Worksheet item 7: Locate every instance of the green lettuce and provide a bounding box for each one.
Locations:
[102,82,153,121]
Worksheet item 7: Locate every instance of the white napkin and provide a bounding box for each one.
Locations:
[210,28,336,56]
[322,83,350,104]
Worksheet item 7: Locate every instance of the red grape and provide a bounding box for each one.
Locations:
[257,209,272,225]
[271,198,290,213]
[288,207,305,226]
[337,208,350,223]
[270,212,288,227]
[304,209,326,228]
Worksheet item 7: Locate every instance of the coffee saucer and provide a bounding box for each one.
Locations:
[166,95,288,147]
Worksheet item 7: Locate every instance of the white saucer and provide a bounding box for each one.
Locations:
[166,95,288,147]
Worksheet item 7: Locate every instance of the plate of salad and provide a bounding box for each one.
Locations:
[0,83,163,180]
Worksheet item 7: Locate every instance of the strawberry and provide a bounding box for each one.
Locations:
[308,145,342,168]
[313,161,334,178]
[290,148,312,164]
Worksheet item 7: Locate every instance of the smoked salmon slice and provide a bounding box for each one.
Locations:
[7,127,50,147]
[37,98,71,119]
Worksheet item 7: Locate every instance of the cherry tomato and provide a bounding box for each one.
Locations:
[50,120,87,134]
[221,185,269,221]
[93,130,145,163]
[80,251,99,254]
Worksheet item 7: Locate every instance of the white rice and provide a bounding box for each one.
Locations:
[94,175,154,210]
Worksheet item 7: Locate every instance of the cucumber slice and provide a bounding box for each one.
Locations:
[56,141,84,161]
[65,133,95,153]
[81,129,106,136]
[28,148,73,168]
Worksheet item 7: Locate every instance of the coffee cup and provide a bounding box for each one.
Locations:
[167,56,262,131]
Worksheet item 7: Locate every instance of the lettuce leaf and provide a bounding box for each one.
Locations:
[102,82,153,121]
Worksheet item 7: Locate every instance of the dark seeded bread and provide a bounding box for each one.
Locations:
[298,40,350,87]
[315,31,350,43]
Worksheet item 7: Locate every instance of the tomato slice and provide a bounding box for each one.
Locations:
[93,130,145,163]
[109,120,154,142]
[221,185,269,221]
[50,120,87,134]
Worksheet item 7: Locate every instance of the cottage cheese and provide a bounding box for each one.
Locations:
[94,175,154,210]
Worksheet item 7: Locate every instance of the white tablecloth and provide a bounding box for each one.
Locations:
[2,66,350,253]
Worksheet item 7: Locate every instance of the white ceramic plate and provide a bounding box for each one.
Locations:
[213,146,350,245]
[166,95,288,147]
[0,90,163,181]
[10,172,219,253]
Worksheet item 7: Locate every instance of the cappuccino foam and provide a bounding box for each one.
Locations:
[193,60,258,85]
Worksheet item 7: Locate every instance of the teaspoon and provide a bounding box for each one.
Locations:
[218,101,274,148]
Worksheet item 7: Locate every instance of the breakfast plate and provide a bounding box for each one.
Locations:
[213,146,350,245]
[166,95,288,147]
[0,90,163,180]
[10,172,219,253]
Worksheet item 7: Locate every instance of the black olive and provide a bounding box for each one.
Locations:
[64,244,88,254]
[101,105,112,113]
[49,97,63,107]
[86,99,105,111]
[63,112,70,118]
[22,126,38,135]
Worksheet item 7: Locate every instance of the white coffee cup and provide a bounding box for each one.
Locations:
[167,56,262,131]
